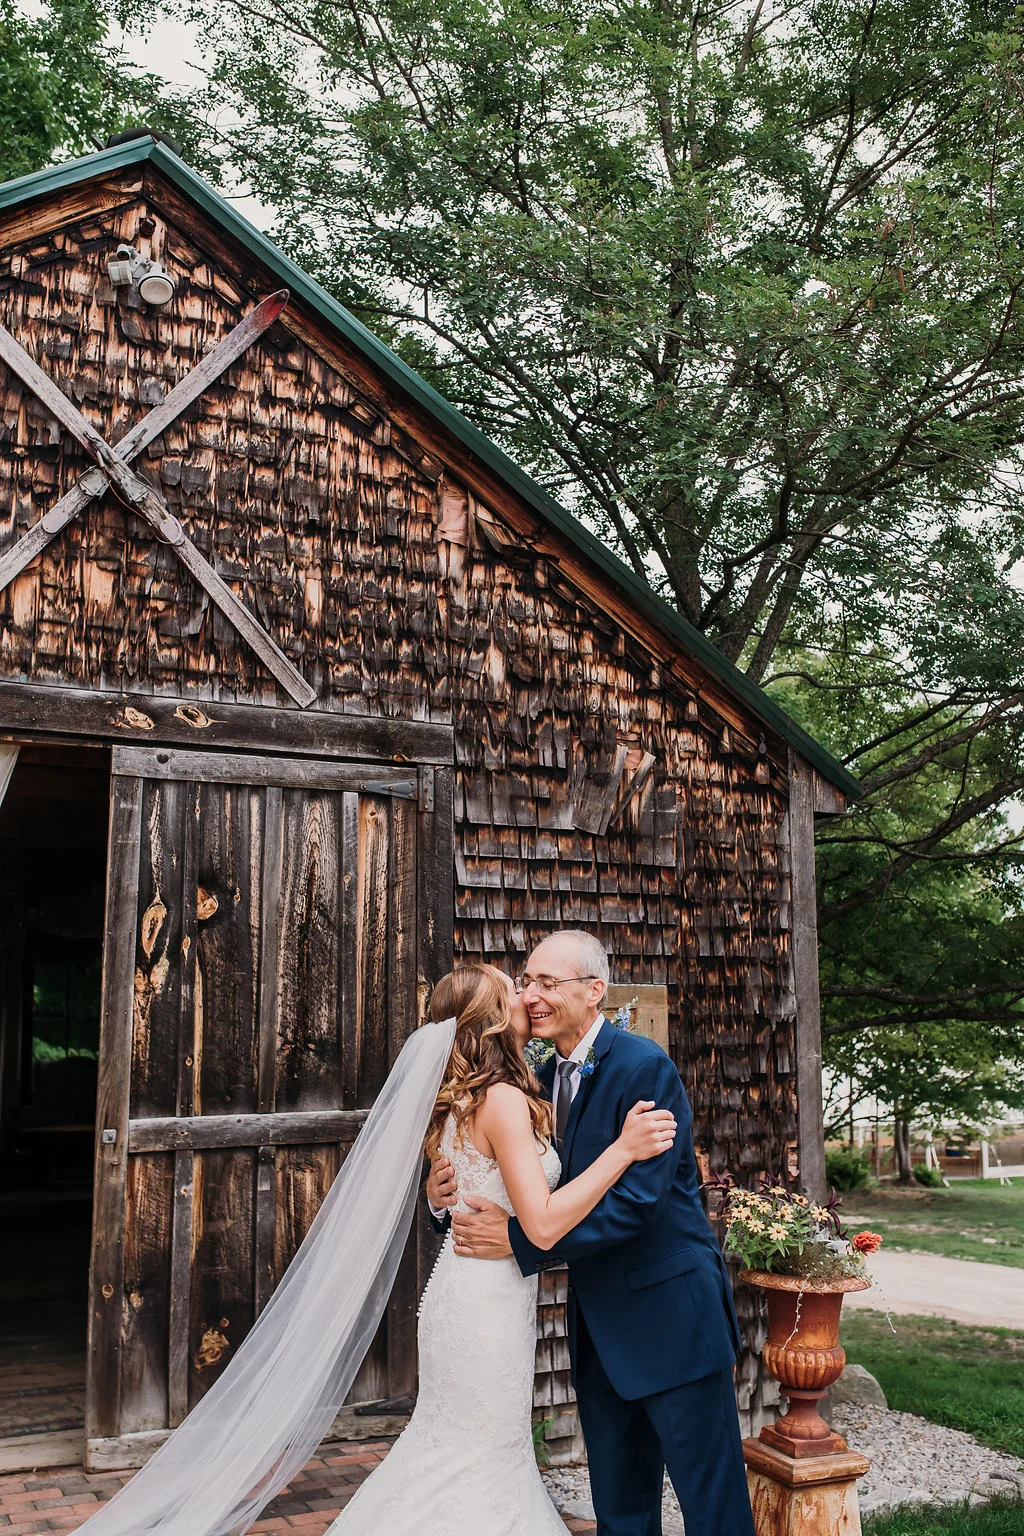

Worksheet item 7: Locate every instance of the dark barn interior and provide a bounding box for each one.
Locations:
[0,745,110,1460]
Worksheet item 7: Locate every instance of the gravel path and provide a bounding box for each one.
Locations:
[542,1464,685,1533]
[845,1250,1024,1329]
[540,1402,1024,1527]
[832,1402,1024,1517]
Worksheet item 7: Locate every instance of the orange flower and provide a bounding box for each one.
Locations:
[852,1230,883,1254]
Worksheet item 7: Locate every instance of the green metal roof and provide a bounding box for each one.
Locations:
[0,137,860,799]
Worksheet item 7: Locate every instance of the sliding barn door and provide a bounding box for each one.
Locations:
[86,744,453,1468]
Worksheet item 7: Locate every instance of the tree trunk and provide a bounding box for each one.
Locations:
[894,1115,913,1184]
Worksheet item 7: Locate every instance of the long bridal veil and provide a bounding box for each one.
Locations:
[75,1016,457,1536]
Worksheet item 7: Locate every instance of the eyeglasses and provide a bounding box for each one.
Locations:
[514,974,598,995]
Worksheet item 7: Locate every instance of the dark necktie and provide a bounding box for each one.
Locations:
[555,1059,577,1151]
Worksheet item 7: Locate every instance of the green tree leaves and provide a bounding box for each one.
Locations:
[0,0,172,182]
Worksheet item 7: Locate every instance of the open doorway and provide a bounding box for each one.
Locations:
[0,744,110,1468]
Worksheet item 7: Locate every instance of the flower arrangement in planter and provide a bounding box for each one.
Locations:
[704,1173,882,1459]
[704,1172,880,1285]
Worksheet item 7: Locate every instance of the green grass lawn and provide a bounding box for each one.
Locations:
[841,1310,1024,1460]
[867,1501,1024,1536]
[841,1179,1024,1268]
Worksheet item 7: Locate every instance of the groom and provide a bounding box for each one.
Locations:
[427,930,756,1536]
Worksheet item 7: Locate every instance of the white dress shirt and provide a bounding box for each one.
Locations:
[554,1013,607,1105]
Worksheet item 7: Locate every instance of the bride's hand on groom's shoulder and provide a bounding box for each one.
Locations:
[618,1100,677,1163]
[451,1198,513,1260]
[426,1155,458,1210]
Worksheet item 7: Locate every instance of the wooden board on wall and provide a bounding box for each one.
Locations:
[605,985,669,1053]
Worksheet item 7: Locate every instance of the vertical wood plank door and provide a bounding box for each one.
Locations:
[86,745,453,1470]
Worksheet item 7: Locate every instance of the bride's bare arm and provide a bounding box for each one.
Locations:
[475,1084,676,1251]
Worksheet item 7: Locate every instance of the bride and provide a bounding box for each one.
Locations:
[62,963,674,1536]
[330,963,676,1534]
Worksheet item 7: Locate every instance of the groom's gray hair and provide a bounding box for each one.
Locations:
[555,929,610,995]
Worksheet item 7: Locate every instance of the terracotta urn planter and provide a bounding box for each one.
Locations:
[740,1270,871,1458]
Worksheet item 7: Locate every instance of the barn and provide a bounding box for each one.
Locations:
[0,133,859,1475]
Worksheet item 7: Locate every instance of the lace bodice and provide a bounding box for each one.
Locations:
[441,1114,562,1216]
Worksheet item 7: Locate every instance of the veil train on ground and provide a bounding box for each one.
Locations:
[68,1016,457,1536]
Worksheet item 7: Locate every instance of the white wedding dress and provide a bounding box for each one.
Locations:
[328,1114,567,1535]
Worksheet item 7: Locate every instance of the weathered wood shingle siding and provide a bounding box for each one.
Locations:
[0,169,797,1432]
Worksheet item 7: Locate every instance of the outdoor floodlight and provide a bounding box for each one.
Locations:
[107,243,138,288]
[106,243,178,308]
[137,263,177,307]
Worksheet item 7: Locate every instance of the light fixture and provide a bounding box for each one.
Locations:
[105,242,178,308]
[107,243,138,287]
[137,262,176,307]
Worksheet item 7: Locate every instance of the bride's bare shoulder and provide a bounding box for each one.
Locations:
[478,1081,531,1125]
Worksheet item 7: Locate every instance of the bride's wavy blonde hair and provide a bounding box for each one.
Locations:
[424,964,552,1159]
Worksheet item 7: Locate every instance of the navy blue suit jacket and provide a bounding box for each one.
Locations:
[509,1018,742,1401]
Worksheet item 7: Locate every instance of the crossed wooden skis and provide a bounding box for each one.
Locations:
[0,289,316,708]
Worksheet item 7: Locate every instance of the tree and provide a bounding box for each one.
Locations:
[825,1017,1024,1181]
[0,0,168,182]
[786,643,1024,1178]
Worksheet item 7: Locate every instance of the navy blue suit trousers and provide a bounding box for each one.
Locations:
[507,1019,755,1535]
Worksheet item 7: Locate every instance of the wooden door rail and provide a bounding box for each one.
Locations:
[113,744,419,797]
[127,1108,370,1153]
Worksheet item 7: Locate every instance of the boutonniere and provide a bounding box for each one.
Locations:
[577,1045,597,1079]
[525,1000,637,1073]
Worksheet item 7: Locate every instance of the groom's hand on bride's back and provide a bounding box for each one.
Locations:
[451,1198,513,1259]
[426,1155,459,1211]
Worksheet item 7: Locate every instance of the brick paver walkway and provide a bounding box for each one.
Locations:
[0,1443,596,1535]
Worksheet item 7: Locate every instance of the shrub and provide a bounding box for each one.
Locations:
[825,1146,873,1193]
[913,1164,944,1188]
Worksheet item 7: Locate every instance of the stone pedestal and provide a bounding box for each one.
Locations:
[744,1438,870,1536]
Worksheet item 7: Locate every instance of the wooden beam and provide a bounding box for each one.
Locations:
[340,791,361,1110]
[86,1428,169,1473]
[0,468,104,595]
[127,1108,369,1153]
[119,290,290,457]
[112,745,418,798]
[0,173,143,248]
[605,985,669,1053]
[812,770,847,819]
[0,681,455,764]
[0,292,290,594]
[787,749,827,1203]
[415,765,454,1297]
[0,319,316,709]
[253,1145,277,1319]
[86,774,143,1443]
[254,786,283,1316]
[167,1148,194,1427]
